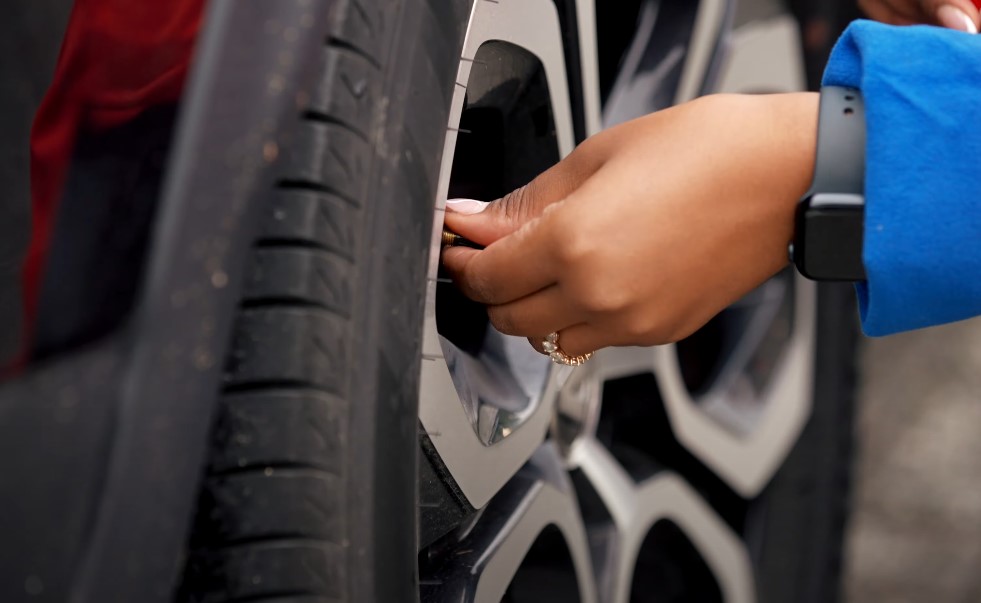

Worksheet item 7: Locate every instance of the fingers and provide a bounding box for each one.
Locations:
[540,323,609,358]
[928,0,981,31]
[442,209,561,305]
[444,138,605,246]
[859,0,981,29]
[857,0,917,23]
[485,285,584,338]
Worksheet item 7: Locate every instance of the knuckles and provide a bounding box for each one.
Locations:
[549,211,599,268]
[498,184,536,224]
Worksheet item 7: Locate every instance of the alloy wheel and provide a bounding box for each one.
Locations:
[418,1,815,600]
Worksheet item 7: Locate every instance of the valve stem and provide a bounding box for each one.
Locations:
[441,228,484,249]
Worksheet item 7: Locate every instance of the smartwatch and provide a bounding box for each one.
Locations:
[791,86,867,281]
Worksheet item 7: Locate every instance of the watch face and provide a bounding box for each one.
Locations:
[795,195,866,282]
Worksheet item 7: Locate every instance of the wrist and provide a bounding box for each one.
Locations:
[704,93,818,270]
[766,93,820,270]
[753,92,819,206]
[793,87,867,281]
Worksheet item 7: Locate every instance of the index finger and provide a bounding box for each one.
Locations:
[444,133,609,246]
[442,210,561,305]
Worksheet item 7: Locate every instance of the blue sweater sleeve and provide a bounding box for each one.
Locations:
[822,20,981,336]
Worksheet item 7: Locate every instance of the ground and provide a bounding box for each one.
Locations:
[845,317,981,602]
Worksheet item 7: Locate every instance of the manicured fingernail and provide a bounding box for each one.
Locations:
[938,5,978,33]
[445,198,489,215]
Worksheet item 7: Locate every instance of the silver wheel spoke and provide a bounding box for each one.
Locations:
[648,9,815,496]
[603,0,730,127]
[571,438,756,603]
[714,13,807,94]
[420,445,597,603]
[676,0,731,102]
[574,0,603,136]
[654,277,817,497]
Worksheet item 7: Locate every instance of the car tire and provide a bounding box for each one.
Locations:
[177,1,472,601]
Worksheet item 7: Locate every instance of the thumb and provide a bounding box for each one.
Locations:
[928,0,980,32]
[444,141,601,246]
[444,183,548,246]
[444,181,564,248]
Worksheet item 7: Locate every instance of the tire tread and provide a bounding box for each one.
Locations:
[178,2,388,601]
[179,0,466,600]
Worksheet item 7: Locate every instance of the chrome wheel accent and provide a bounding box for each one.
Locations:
[420,0,576,510]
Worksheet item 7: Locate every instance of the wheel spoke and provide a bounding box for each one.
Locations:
[655,277,817,498]
[573,0,603,136]
[572,438,756,603]
[714,13,807,94]
[586,10,818,498]
[419,444,597,603]
[676,0,731,102]
[603,0,731,127]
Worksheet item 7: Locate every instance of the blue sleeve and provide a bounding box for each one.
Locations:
[822,20,981,336]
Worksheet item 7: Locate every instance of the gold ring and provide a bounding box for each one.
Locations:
[542,332,593,366]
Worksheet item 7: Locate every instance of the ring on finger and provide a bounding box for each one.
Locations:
[541,331,593,366]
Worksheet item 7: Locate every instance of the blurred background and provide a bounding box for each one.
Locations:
[845,319,981,602]
[0,1,978,601]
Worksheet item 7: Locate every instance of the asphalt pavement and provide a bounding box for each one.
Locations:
[844,317,981,602]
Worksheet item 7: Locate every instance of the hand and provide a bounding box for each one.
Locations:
[442,93,819,357]
[859,0,981,32]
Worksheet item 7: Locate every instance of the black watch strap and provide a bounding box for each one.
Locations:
[792,86,867,281]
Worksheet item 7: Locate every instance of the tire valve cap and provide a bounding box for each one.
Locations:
[441,228,484,250]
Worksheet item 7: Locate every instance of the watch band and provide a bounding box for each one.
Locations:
[808,86,866,195]
[793,86,867,281]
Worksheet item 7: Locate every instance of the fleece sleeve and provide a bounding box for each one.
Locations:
[822,20,981,336]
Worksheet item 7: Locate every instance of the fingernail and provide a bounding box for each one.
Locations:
[445,198,489,215]
[938,5,978,33]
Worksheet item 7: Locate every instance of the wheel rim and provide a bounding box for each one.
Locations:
[418,3,815,601]
[419,0,575,511]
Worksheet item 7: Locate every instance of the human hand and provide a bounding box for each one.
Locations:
[442,93,819,357]
[859,0,981,32]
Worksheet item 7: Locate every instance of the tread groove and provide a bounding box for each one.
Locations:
[276,179,361,208]
[301,110,368,142]
[349,0,375,35]
[254,239,354,262]
[325,36,380,69]
[239,298,351,319]
[327,144,353,179]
